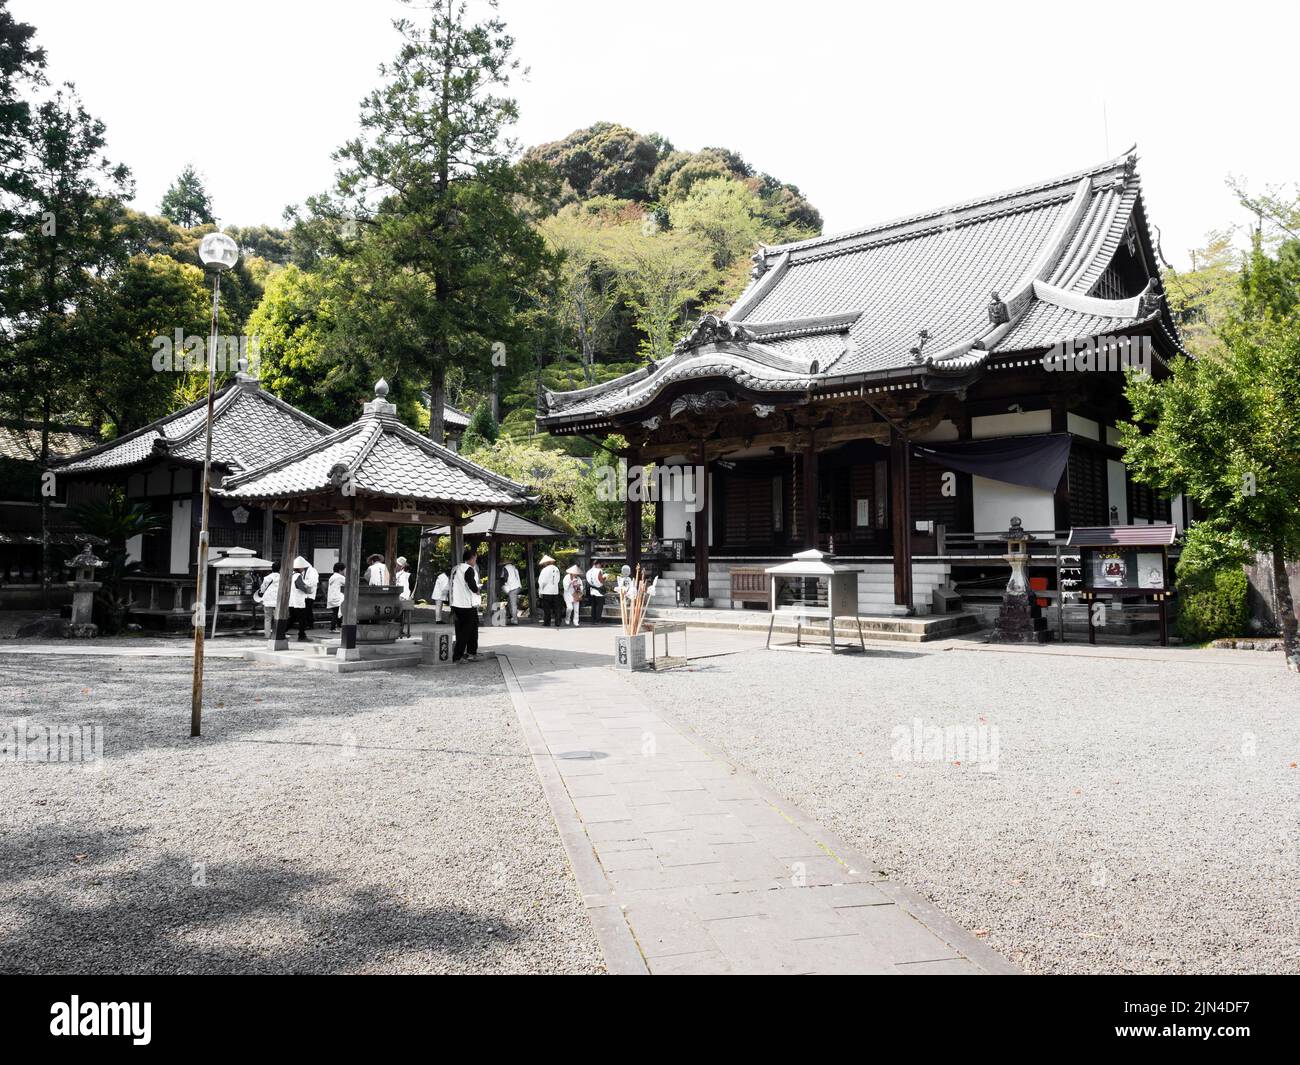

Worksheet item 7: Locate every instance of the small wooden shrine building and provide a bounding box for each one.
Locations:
[537,151,1187,614]
[213,379,528,660]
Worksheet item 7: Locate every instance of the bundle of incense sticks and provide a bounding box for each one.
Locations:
[620,564,649,636]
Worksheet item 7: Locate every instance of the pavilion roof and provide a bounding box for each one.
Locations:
[428,509,567,540]
[213,380,528,509]
[538,151,1181,432]
[53,376,333,477]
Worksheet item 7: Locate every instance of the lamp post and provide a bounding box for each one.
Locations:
[190,231,239,737]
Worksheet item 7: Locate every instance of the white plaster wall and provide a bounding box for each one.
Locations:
[971,410,1051,439]
[1067,413,1100,439]
[169,499,191,574]
[972,476,1055,534]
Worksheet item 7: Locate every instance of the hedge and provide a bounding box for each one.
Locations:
[1175,567,1249,643]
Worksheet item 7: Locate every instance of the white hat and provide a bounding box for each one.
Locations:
[540,554,556,565]
[293,556,309,569]
[620,565,631,577]
[396,556,408,567]
[566,564,582,575]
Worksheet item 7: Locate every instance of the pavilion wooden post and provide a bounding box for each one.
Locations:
[890,428,914,614]
[692,440,709,604]
[338,513,365,660]
[272,519,299,649]
[525,538,537,623]
[451,510,463,571]
[384,524,398,584]
[261,504,274,564]
[801,428,818,550]
[485,533,500,625]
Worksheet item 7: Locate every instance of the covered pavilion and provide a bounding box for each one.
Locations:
[213,379,529,666]
[428,508,568,624]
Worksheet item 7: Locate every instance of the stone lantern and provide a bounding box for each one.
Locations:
[65,544,105,637]
[990,516,1049,643]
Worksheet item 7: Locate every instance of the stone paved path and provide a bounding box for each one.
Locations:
[481,624,1017,975]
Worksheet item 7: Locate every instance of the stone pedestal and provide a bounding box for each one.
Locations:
[63,578,101,638]
[991,590,1050,643]
[989,520,1049,643]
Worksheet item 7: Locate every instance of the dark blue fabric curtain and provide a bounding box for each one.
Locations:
[911,433,1072,492]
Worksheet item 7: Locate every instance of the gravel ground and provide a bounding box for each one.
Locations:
[628,644,1300,974]
[0,654,603,974]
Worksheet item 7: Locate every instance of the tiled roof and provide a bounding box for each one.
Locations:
[428,509,567,539]
[54,379,333,476]
[214,386,529,509]
[418,394,472,430]
[0,422,97,463]
[540,151,1178,430]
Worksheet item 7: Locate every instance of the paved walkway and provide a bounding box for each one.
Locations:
[480,623,1017,975]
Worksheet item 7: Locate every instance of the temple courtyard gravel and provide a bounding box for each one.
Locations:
[0,651,603,975]
[0,631,1296,975]
[627,639,1300,975]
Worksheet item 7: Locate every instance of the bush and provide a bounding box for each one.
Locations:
[1175,566,1249,643]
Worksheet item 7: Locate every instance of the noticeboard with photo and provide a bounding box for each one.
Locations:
[1081,547,1167,592]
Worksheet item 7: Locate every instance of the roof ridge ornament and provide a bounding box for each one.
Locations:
[1137,277,1163,317]
[365,377,397,417]
[750,246,769,280]
[988,291,1010,326]
[673,313,754,356]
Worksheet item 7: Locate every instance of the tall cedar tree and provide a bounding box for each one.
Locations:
[159,164,214,227]
[1121,234,1300,671]
[1,83,130,602]
[301,0,556,444]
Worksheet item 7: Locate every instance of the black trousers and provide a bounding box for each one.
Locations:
[291,605,311,637]
[590,594,604,624]
[541,593,561,627]
[452,606,478,660]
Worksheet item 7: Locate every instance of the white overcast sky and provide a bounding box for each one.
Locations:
[13,0,1298,268]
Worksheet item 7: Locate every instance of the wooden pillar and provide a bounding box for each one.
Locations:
[626,450,643,575]
[272,519,299,649]
[450,510,463,571]
[801,428,817,550]
[1050,396,1071,535]
[525,539,537,623]
[261,504,274,563]
[338,516,365,659]
[890,429,914,614]
[692,440,709,603]
[384,524,398,584]
[485,535,499,624]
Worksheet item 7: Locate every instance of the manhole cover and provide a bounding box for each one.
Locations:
[554,749,609,760]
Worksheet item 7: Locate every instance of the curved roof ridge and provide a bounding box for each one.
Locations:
[760,149,1138,261]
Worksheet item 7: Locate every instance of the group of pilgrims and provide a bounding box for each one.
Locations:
[253,548,644,664]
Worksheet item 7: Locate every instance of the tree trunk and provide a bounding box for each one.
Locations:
[1270,541,1299,672]
[428,368,446,447]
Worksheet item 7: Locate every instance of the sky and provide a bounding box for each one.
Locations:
[13,0,1299,269]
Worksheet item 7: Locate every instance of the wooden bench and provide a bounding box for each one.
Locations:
[729,567,768,608]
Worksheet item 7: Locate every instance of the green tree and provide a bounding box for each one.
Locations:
[74,253,216,434]
[0,84,131,603]
[159,163,214,227]
[460,399,499,453]
[523,121,658,203]
[1120,235,1300,672]
[246,262,362,426]
[537,204,621,383]
[0,0,45,276]
[297,0,556,446]
[608,221,714,361]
